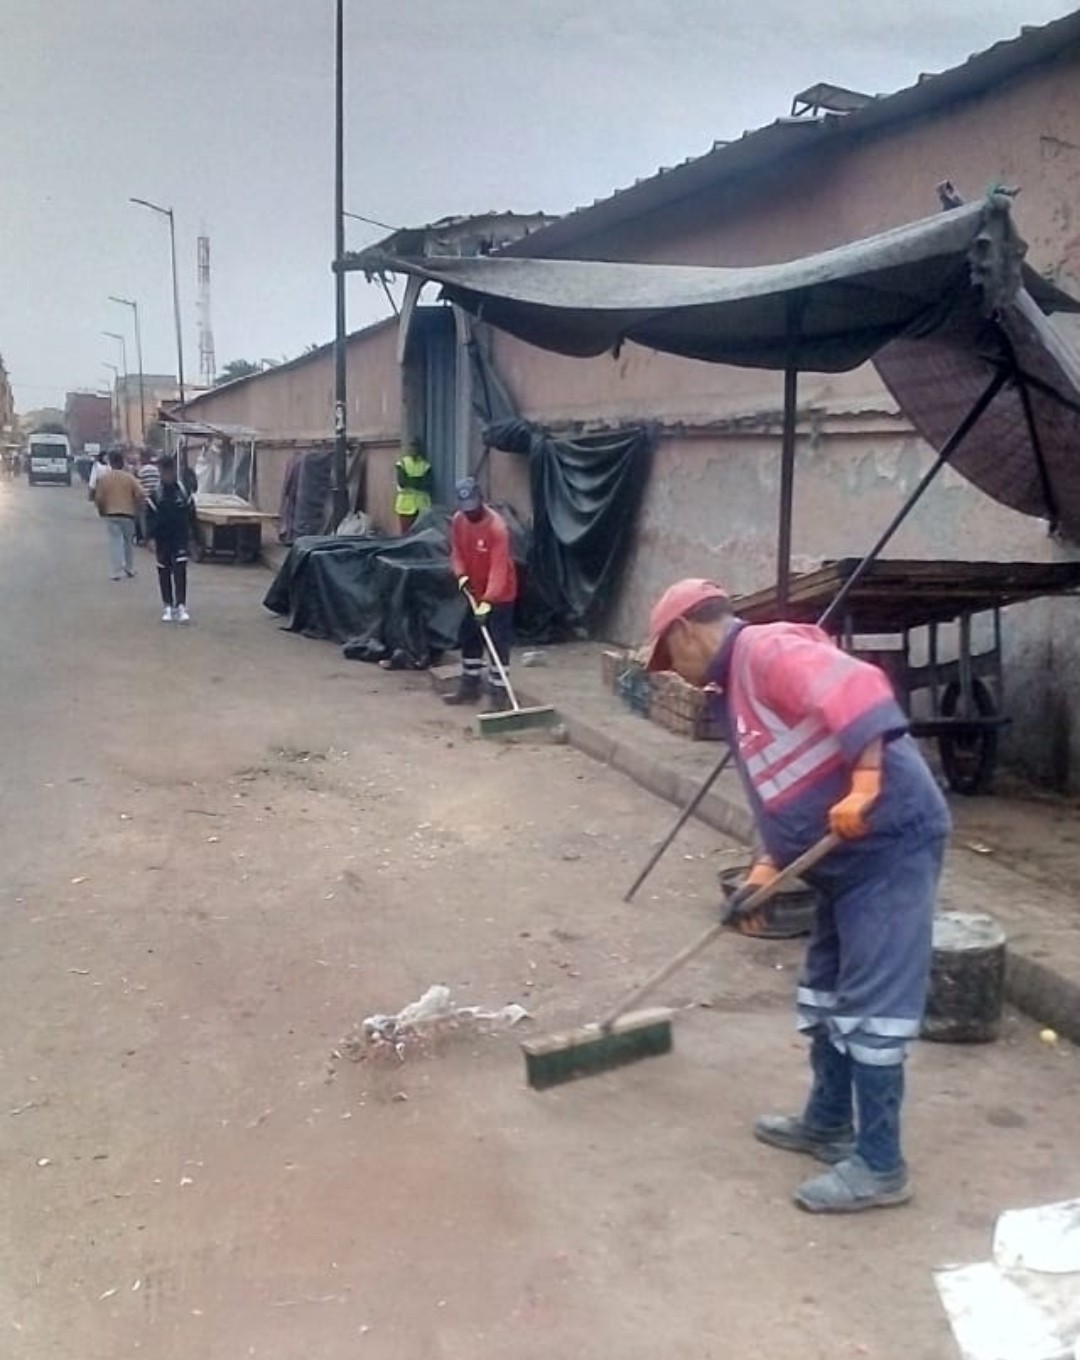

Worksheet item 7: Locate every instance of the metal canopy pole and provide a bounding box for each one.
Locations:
[818,365,1010,631]
[331,0,349,528]
[776,293,804,613]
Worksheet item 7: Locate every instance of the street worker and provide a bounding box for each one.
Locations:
[92,450,147,581]
[393,440,434,535]
[147,456,194,624]
[644,578,951,1214]
[135,449,162,544]
[443,476,518,711]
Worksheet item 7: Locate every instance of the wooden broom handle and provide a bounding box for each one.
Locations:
[601,832,840,1030]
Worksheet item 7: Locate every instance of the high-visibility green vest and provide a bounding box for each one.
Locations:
[394,453,433,516]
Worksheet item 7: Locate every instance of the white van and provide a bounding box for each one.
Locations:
[27,432,72,487]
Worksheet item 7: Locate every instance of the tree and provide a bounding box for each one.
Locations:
[216,359,261,385]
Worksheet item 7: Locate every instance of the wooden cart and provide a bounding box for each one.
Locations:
[191,494,277,564]
[735,559,1080,795]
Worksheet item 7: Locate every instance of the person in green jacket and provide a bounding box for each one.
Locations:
[394,441,434,534]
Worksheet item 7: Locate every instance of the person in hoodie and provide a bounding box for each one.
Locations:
[147,456,194,623]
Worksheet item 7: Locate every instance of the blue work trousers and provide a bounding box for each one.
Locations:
[797,831,946,1066]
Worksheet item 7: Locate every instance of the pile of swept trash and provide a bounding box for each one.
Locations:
[333,985,531,1065]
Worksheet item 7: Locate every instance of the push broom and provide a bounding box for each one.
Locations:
[464,589,557,738]
[522,832,839,1090]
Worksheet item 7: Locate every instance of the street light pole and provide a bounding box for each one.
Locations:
[332,0,349,527]
[102,330,131,445]
[109,296,145,441]
[130,197,186,405]
[102,362,121,441]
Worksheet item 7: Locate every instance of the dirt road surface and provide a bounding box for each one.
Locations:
[1,481,1077,1360]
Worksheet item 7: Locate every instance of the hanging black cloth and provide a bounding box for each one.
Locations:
[484,418,652,631]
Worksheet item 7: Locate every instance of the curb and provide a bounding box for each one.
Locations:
[520,690,1080,1046]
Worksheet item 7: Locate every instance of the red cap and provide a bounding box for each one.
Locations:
[644,578,730,672]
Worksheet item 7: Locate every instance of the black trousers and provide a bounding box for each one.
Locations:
[156,537,189,607]
[460,602,513,689]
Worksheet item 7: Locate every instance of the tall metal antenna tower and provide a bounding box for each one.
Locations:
[196,234,216,388]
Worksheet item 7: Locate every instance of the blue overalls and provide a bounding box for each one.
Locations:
[710,623,951,1171]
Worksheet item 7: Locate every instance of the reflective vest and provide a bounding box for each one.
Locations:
[728,623,895,811]
[394,453,433,516]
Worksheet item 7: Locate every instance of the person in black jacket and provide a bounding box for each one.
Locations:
[147,456,194,623]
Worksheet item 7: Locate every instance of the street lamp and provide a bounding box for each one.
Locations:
[102,331,131,444]
[130,196,186,406]
[102,362,121,442]
[108,296,146,441]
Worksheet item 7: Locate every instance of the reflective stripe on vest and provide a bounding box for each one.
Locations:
[730,628,845,809]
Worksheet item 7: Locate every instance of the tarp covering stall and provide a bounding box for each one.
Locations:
[352,196,1080,538]
[263,508,559,664]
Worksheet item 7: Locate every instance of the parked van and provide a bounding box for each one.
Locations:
[27,432,72,487]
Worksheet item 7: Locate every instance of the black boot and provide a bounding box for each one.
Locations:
[443,673,482,706]
[755,1031,854,1163]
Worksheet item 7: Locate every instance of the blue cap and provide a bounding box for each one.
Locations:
[455,477,483,511]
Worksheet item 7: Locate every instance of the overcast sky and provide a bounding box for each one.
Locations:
[1,0,1075,411]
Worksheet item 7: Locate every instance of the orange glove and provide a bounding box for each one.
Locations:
[828,768,881,839]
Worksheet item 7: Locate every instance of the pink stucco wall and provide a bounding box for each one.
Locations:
[180,320,404,518]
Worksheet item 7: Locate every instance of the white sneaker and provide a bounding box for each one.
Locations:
[161,607,175,623]
[174,605,190,624]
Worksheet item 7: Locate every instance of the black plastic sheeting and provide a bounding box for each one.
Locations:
[277,449,335,543]
[484,418,651,630]
[264,507,556,665]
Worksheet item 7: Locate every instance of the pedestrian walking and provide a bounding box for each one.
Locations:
[442,477,518,711]
[91,450,146,581]
[644,578,951,1214]
[393,440,434,534]
[147,456,193,623]
[135,450,161,545]
[87,450,110,499]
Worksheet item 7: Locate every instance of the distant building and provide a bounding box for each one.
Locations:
[64,392,112,453]
[0,354,14,444]
[114,373,180,445]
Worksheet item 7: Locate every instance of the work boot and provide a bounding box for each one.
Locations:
[442,673,482,706]
[754,1032,854,1163]
[794,1154,912,1213]
[793,1060,911,1212]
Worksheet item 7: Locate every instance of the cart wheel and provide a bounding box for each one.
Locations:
[939,679,998,796]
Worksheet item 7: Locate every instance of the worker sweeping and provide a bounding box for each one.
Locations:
[443,477,518,712]
[393,440,434,535]
[644,578,950,1214]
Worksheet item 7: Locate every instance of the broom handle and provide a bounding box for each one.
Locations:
[601,832,840,1030]
[624,751,733,902]
[463,586,522,712]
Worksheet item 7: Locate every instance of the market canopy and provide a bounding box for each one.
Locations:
[352,195,1080,539]
[350,196,1078,372]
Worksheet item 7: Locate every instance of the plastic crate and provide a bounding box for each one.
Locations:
[616,662,651,717]
[649,671,724,741]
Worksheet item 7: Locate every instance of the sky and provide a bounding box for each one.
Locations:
[1,0,1076,412]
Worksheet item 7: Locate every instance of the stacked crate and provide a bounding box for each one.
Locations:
[599,649,722,740]
[648,671,723,741]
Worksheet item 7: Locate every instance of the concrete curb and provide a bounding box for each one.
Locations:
[520,689,1080,1045]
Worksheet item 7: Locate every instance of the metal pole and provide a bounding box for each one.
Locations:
[130,198,186,404]
[168,210,186,405]
[103,330,130,444]
[817,366,1010,631]
[332,0,349,527]
[777,365,798,612]
[132,300,146,442]
[776,292,804,613]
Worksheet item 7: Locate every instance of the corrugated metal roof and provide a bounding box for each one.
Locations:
[504,10,1080,260]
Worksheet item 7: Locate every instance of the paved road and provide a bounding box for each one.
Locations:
[1,479,1077,1360]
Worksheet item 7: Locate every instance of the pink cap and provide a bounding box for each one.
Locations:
[644,578,730,672]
